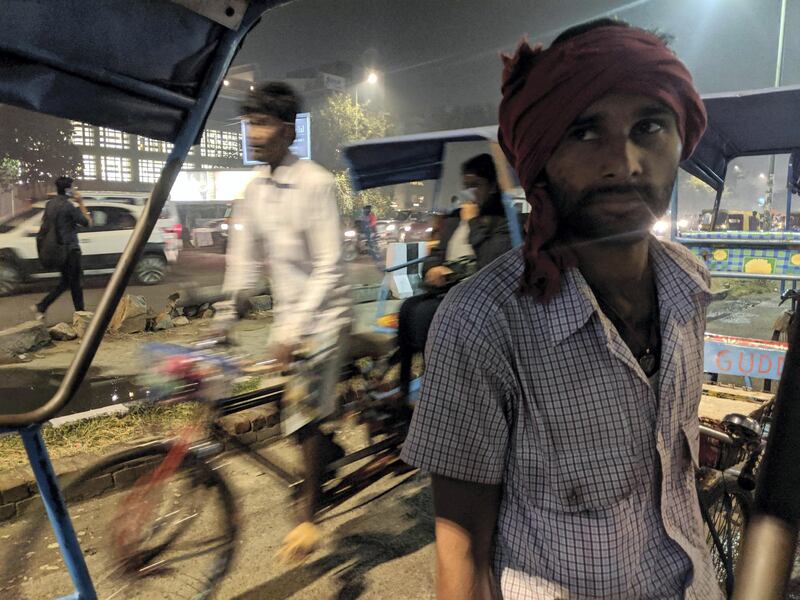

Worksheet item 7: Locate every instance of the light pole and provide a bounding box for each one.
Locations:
[353,70,379,106]
[765,0,788,220]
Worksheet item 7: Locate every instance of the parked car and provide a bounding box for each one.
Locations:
[205,205,235,252]
[77,193,183,259]
[0,200,172,295]
[397,212,436,243]
[375,219,401,245]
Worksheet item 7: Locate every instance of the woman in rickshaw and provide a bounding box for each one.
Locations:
[396,153,516,402]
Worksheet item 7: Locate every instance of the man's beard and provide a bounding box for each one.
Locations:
[548,181,674,244]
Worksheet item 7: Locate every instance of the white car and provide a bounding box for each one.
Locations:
[0,200,172,295]
[78,193,183,259]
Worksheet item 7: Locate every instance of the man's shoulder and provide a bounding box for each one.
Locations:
[655,238,711,285]
[440,248,525,323]
[294,159,335,187]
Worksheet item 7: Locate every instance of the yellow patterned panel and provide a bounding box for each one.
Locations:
[744,258,774,274]
[712,249,728,261]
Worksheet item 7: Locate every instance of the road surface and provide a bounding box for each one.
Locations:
[0,249,384,330]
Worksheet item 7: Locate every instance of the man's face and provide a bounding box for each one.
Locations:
[246,113,294,166]
[543,93,682,243]
[462,173,494,206]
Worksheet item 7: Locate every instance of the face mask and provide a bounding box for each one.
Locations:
[454,187,478,207]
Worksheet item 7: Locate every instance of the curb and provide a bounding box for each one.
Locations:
[0,405,281,524]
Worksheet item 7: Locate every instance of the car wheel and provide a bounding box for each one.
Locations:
[135,255,166,285]
[0,262,21,296]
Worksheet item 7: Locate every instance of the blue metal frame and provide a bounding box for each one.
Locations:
[18,425,96,600]
[501,191,523,248]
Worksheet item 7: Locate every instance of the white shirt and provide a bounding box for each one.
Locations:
[221,153,351,345]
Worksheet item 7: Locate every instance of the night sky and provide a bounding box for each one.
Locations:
[234,0,800,118]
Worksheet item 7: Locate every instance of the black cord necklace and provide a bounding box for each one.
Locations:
[592,283,661,377]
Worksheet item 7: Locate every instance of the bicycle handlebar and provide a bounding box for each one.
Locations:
[780,288,799,306]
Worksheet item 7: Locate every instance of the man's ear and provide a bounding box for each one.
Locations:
[286,124,297,145]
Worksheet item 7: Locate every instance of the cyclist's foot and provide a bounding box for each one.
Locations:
[277,521,322,564]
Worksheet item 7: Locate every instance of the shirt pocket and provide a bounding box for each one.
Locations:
[523,445,640,514]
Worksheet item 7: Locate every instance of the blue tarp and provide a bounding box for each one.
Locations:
[682,85,800,192]
[343,126,498,191]
[0,0,284,142]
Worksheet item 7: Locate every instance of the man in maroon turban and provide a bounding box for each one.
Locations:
[401,19,722,599]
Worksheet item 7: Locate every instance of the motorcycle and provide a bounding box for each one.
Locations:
[342,228,380,262]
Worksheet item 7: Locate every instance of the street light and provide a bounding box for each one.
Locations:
[353,70,381,106]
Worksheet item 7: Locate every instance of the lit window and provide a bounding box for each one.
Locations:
[137,137,163,153]
[98,128,129,149]
[201,130,224,158]
[81,155,97,180]
[138,159,165,184]
[221,131,241,157]
[100,156,132,182]
[71,122,95,146]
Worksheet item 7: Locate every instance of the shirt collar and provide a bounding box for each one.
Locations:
[260,152,299,180]
[546,237,711,345]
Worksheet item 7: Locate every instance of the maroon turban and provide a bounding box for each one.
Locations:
[498,25,707,302]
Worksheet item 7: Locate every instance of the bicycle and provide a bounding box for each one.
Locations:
[697,410,771,597]
[1,336,407,599]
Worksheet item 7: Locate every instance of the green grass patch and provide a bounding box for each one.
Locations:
[0,403,200,471]
[713,278,779,300]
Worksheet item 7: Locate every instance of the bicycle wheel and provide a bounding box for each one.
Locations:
[700,475,752,592]
[1,441,238,600]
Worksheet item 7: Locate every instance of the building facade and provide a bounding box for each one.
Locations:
[71,121,244,193]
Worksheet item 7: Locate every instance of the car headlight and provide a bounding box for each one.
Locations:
[233,223,244,231]
[385,224,396,232]
[344,230,356,238]
[220,223,229,231]
[425,227,433,233]
[404,225,411,232]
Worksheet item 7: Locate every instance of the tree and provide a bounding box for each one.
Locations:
[0,105,83,198]
[314,93,395,219]
[313,92,392,172]
[334,170,394,222]
[0,158,20,192]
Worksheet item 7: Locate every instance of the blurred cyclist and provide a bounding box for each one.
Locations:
[217,81,351,563]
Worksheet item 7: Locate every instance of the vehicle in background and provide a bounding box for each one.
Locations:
[206,205,235,253]
[700,209,765,232]
[398,216,435,243]
[68,192,183,260]
[375,219,401,245]
[172,201,232,248]
[0,200,171,295]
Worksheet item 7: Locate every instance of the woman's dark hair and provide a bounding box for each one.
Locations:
[461,153,498,184]
[462,154,505,217]
[55,176,73,195]
[242,81,302,122]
